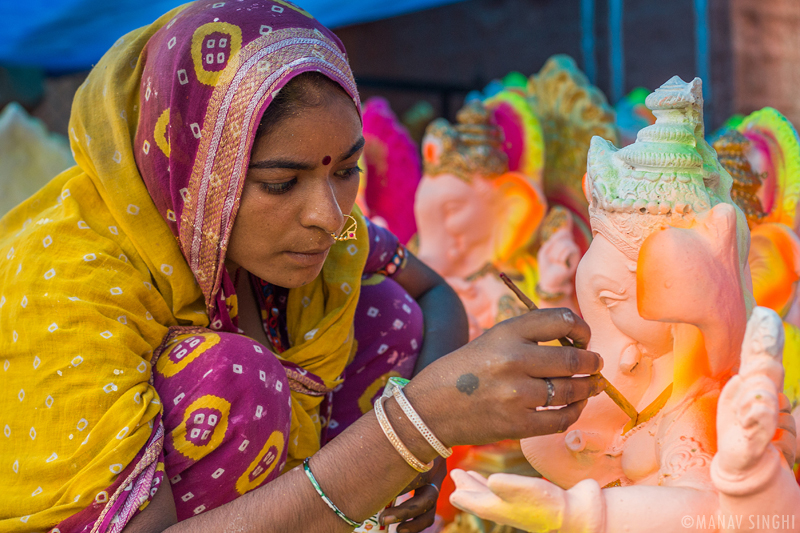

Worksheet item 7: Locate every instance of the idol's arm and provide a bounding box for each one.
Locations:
[392,251,470,373]
[450,471,721,533]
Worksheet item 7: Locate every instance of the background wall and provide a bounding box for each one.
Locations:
[337,0,739,131]
[5,0,799,137]
[731,0,800,126]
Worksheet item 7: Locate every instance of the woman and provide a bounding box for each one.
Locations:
[0,1,603,532]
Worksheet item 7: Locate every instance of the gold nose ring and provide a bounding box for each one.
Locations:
[331,214,358,242]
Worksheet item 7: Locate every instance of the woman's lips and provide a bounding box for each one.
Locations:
[284,248,330,267]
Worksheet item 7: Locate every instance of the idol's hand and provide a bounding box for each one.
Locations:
[380,457,447,533]
[716,372,778,474]
[714,307,790,483]
[450,470,605,533]
[775,393,797,467]
[450,469,563,531]
[406,308,605,448]
[537,227,581,295]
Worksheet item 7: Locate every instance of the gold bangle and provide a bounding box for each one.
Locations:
[374,395,433,473]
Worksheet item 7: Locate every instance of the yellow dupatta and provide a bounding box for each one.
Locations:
[0,2,368,529]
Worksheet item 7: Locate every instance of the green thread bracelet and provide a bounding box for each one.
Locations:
[303,458,362,528]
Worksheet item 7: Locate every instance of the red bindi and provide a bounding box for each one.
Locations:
[322,155,331,165]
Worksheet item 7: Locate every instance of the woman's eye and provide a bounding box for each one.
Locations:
[335,166,362,180]
[260,178,297,195]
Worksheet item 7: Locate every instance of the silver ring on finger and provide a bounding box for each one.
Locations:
[543,378,556,408]
[429,484,440,494]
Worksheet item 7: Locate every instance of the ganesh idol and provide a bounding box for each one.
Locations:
[449,76,800,532]
[414,101,580,340]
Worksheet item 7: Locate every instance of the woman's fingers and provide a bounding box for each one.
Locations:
[381,484,439,530]
[505,308,591,348]
[396,506,436,533]
[523,399,588,436]
[517,344,603,378]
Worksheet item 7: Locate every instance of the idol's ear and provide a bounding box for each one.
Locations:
[736,107,800,232]
[361,97,422,244]
[491,171,547,264]
[637,203,745,377]
[485,90,545,188]
[749,222,800,316]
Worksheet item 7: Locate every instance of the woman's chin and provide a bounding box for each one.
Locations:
[269,263,325,288]
[243,253,328,288]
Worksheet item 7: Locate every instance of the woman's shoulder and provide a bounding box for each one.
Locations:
[0,170,171,531]
[0,167,178,349]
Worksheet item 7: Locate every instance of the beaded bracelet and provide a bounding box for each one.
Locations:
[374,395,433,472]
[303,457,362,528]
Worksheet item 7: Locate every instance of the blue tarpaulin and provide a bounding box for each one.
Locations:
[0,0,465,72]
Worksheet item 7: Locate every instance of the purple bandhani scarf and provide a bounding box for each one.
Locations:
[133,0,361,329]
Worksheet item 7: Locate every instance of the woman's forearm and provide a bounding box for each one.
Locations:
[126,306,602,533]
[142,396,437,533]
[414,281,469,373]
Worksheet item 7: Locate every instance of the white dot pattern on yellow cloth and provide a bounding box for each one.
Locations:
[0,166,202,529]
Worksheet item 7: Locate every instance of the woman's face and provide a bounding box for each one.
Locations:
[226,87,363,288]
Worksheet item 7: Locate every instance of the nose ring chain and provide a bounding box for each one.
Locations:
[331,214,358,242]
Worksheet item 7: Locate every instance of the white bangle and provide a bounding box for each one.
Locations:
[390,385,453,459]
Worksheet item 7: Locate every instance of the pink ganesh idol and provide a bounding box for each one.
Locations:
[414,100,583,340]
[414,57,618,340]
[449,77,800,532]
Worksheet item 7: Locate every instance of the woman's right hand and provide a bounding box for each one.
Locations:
[404,308,605,448]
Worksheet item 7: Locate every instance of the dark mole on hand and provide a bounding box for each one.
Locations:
[456,373,479,395]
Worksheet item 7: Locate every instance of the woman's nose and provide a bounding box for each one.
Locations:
[301,177,343,235]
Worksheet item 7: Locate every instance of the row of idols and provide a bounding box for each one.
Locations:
[358,56,800,533]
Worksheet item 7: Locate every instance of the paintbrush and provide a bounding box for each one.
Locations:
[499,272,638,421]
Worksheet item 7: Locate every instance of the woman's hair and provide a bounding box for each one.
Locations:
[255,71,352,139]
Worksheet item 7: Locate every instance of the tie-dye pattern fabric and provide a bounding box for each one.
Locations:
[150,256,422,520]
[155,331,292,520]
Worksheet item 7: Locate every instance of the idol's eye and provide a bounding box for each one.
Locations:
[598,290,626,309]
[260,178,297,195]
[443,200,464,214]
[334,166,362,180]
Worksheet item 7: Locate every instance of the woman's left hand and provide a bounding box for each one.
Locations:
[380,457,447,532]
